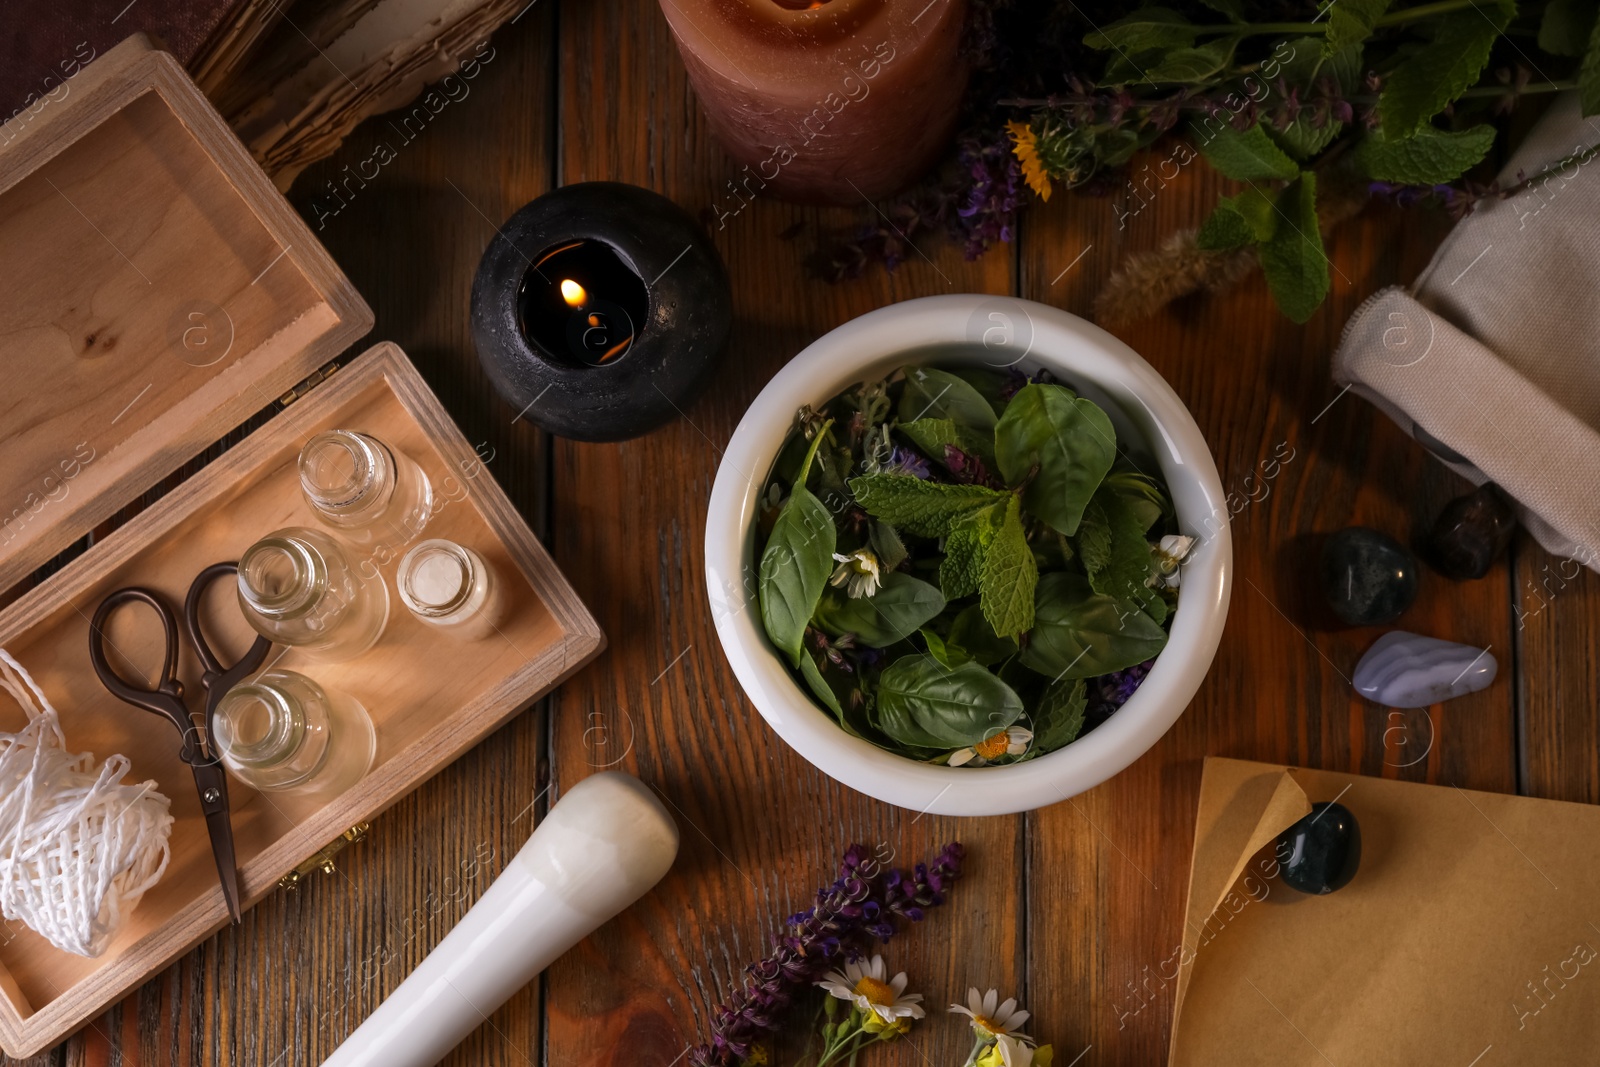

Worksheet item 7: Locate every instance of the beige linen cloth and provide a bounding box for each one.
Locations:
[1333,93,1600,569]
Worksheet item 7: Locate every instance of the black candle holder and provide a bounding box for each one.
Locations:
[471,182,731,441]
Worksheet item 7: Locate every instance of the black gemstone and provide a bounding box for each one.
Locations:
[1276,802,1362,895]
[1321,526,1419,626]
[471,182,731,442]
[1424,485,1517,580]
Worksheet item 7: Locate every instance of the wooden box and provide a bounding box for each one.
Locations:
[0,36,602,1058]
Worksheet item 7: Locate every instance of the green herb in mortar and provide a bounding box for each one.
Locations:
[755,365,1193,766]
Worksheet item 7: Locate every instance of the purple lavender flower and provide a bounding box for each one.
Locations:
[689,842,965,1066]
[884,445,932,479]
[1084,659,1156,732]
[944,445,997,487]
[954,132,1021,259]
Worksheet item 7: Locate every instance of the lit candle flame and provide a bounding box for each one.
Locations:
[560,279,587,307]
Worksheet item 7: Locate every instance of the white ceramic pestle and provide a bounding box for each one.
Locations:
[320,771,679,1067]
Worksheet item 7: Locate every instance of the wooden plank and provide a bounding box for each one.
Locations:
[1016,160,1520,1063]
[47,10,559,1065]
[1517,541,1600,804]
[548,0,1020,1063]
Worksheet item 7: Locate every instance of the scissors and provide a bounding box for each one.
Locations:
[87,562,273,924]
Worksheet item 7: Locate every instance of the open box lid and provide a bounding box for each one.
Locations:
[0,35,372,594]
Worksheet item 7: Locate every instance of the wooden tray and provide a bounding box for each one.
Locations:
[0,36,603,1059]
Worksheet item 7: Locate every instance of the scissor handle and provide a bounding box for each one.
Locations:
[88,587,198,759]
[184,562,272,699]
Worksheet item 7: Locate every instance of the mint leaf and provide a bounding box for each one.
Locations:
[1075,498,1113,578]
[1323,0,1391,54]
[849,474,1005,538]
[939,501,1005,599]
[1355,124,1495,184]
[979,497,1038,639]
[1087,486,1155,603]
[994,383,1117,537]
[1144,40,1236,84]
[1541,0,1597,57]
[1029,678,1088,755]
[1378,9,1512,136]
[1583,13,1600,115]
[1197,0,1243,18]
[1194,121,1300,181]
[1268,41,1361,159]
[1084,8,1195,54]
[1258,174,1329,324]
[1195,202,1255,250]
[899,366,998,430]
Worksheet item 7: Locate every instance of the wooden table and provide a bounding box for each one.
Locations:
[20,2,1599,1065]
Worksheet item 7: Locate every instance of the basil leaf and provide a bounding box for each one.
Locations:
[979,496,1038,638]
[875,655,1024,748]
[921,628,973,669]
[994,383,1117,536]
[1103,469,1171,532]
[814,572,946,648]
[1030,677,1088,756]
[1258,174,1329,325]
[940,501,1006,599]
[800,652,845,720]
[1021,572,1168,681]
[899,417,998,471]
[758,427,837,666]
[949,605,1019,667]
[849,473,1006,537]
[899,366,998,430]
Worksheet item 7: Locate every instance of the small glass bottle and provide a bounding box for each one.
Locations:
[237,527,389,661]
[212,669,376,796]
[299,429,433,548]
[396,539,502,639]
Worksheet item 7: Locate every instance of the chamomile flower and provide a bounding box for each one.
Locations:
[947,727,1033,768]
[976,1035,1053,1067]
[816,955,925,1025]
[830,548,882,599]
[1151,534,1197,588]
[951,987,1034,1043]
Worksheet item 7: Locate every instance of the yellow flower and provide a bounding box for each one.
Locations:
[744,1046,770,1066]
[1007,121,1052,202]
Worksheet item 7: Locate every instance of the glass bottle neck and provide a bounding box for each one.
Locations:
[238,534,327,619]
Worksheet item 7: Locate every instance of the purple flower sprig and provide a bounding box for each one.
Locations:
[689,841,966,1066]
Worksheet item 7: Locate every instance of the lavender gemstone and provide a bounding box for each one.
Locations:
[1352,631,1497,708]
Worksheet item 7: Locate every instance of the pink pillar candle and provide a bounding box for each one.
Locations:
[659,0,971,205]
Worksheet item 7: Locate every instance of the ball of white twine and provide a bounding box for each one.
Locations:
[0,649,173,958]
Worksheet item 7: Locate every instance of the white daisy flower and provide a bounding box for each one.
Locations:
[1151,534,1197,588]
[830,548,882,599]
[816,954,925,1024]
[948,727,1033,768]
[950,987,1034,1043]
[993,1034,1039,1066]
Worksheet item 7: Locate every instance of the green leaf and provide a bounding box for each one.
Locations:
[1355,123,1495,184]
[1196,0,1243,19]
[1021,572,1169,681]
[869,520,908,572]
[814,572,946,648]
[1323,0,1391,54]
[1258,174,1329,325]
[1144,39,1235,84]
[1378,9,1512,136]
[1195,202,1255,250]
[1103,469,1172,531]
[948,605,1019,666]
[875,655,1024,749]
[899,366,998,430]
[979,496,1039,639]
[1030,678,1088,755]
[1540,0,1596,57]
[1582,13,1600,115]
[1075,498,1113,578]
[1084,8,1196,54]
[1268,41,1360,159]
[799,652,845,720]
[1194,121,1300,181]
[899,417,997,471]
[758,430,838,667]
[1087,486,1155,603]
[939,501,1005,599]
[921,628,974,669]
[994,383,1118,537]
[848,474,1006,538]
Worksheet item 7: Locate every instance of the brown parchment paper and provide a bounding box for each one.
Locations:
[1169,758,1600,1066]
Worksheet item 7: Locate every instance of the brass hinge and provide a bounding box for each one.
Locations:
[278,360,341,407]
[279,822,370,889]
